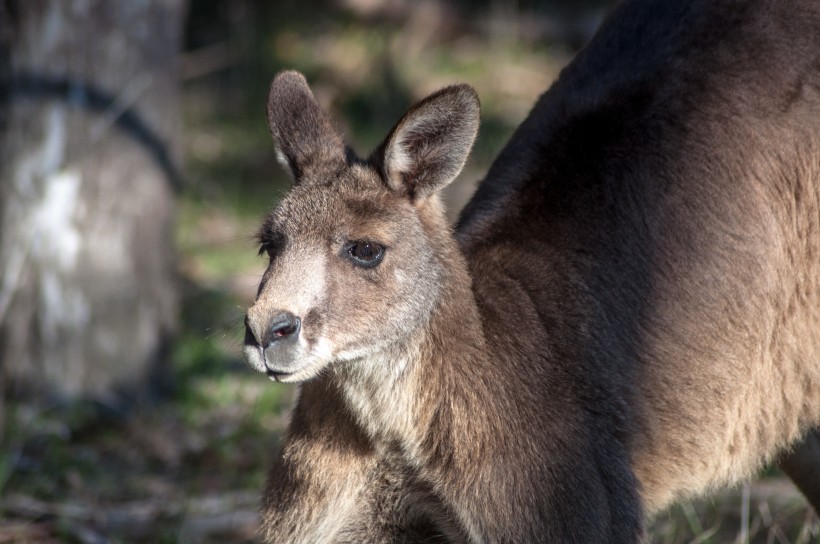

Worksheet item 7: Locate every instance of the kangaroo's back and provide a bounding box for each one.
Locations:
[460,0,820,241]
[459,0,820,512]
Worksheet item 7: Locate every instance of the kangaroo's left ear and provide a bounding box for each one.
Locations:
[376,84,479,201]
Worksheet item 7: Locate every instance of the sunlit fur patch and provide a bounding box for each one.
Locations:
[244,243,329,377]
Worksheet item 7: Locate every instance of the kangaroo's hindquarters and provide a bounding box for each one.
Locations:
[458,0,820,516]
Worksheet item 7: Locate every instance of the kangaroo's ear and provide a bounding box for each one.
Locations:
[378,84,479,201]
[267,71,346,182]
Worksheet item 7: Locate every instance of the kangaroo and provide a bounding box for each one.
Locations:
[243,0,820,541]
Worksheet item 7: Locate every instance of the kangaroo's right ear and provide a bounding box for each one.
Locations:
[377,84,479,202]
[267,71,346,182]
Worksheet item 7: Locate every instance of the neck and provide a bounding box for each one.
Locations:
[331,225,489,459]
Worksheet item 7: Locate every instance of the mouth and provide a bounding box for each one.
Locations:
[242,329,299,377]
[246,345,301,382]
[242,322,331,383]
[265,368,293,382]
[263,358,329,383]
[242,343,323,383]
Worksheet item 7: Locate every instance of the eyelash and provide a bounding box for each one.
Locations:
[258,234,285,258]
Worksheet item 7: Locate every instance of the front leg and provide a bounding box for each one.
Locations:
[335,459,453,544]
[260,380,379,543]
[261,379,452,543]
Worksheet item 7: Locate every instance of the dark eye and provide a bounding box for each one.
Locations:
[346,240,385,268]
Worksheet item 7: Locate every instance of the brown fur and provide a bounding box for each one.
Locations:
[244,0,820,541]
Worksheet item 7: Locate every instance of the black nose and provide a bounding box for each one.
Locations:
[263,311,301,346]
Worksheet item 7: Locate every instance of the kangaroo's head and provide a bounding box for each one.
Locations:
[243,71,479,383]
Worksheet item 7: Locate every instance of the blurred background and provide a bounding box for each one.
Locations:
[0,1,816,542]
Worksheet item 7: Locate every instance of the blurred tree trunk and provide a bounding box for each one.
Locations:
[0,0,186,407]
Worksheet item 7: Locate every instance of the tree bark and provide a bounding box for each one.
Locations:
[0,0,185,406]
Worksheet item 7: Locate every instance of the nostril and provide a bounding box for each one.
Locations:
[267,312,301,345]
[273,323,297,338]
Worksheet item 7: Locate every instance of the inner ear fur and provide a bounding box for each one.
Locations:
[267,71,346,182]
[377,84,480,201]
